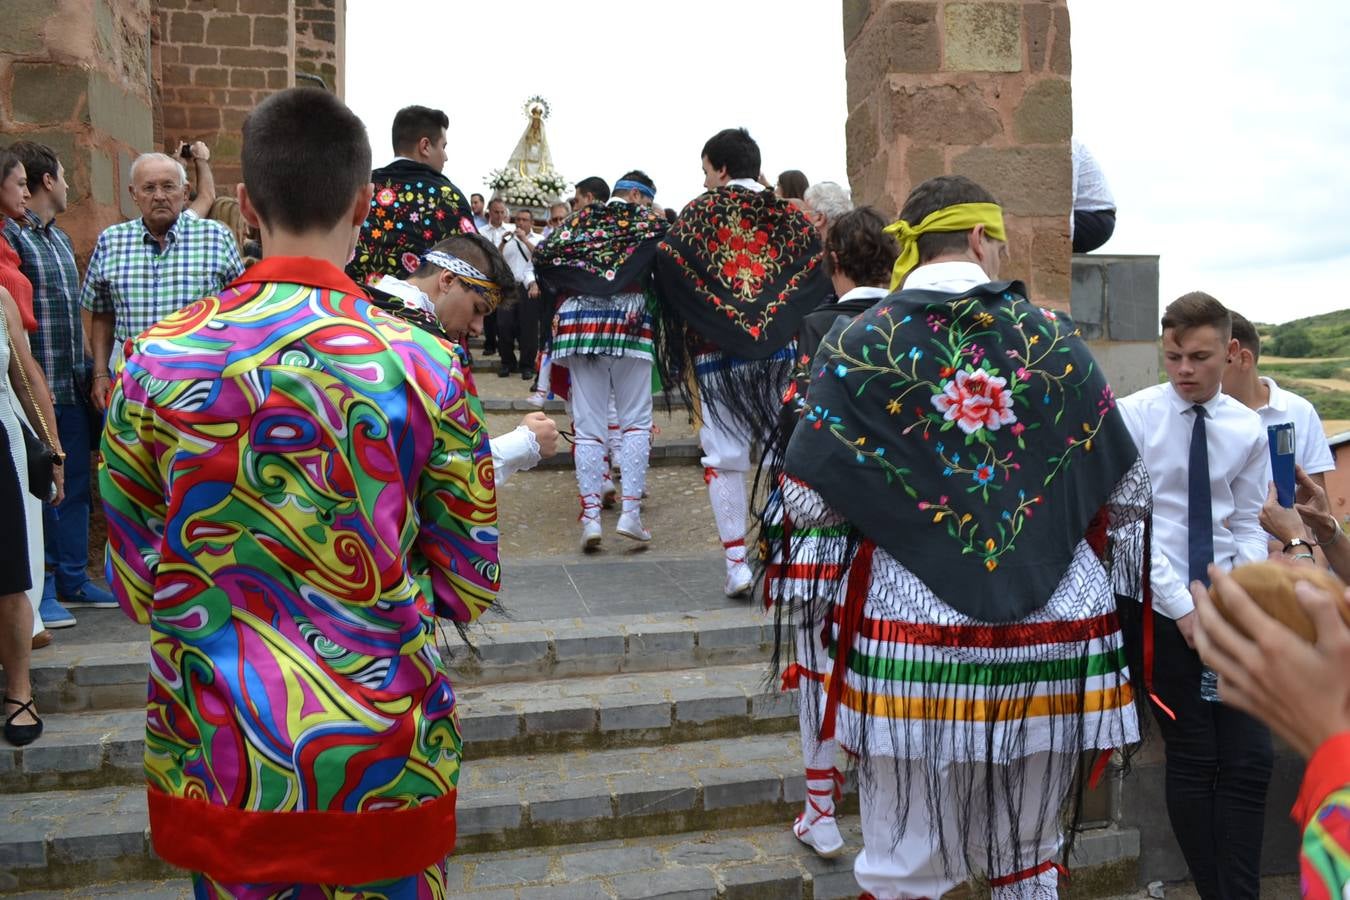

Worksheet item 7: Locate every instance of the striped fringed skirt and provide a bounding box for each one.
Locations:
[825,538,1138,764]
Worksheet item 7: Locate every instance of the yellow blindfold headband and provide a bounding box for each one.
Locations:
[883,202,1006,291]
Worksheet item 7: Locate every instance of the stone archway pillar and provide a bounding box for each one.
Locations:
[843,1,1073,306]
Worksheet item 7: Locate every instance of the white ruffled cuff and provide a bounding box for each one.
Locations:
[491,424,542,486]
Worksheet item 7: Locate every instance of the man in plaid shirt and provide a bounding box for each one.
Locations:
[81,151,243,410]
[3,141,117,624]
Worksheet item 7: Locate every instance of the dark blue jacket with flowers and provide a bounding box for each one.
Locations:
[347,159,477,285]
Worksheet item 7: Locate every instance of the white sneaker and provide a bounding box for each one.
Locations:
[616,510,651,543]
[793,812,845,858]
[525,390,547,408]
[724,561,753,598]
[580,518,602,552]
[601,475,618,509]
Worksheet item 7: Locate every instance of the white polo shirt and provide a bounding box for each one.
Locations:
[1252,376,1335,476]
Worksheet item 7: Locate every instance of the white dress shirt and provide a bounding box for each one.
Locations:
[901,260,990,293]
[478,221,509,246]
[481,223,535,288]
[1251,375,1336,476]
[503,229,536,288]
[1071,139,1115,212]
[726,177,764,192]
[1117,382,1268,619]
[835,285,890,305]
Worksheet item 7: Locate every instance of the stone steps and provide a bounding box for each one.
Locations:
[3,664,796,793]
[453,733,855,855]
[1,550,1150,897]
[2,820,1143,899]
[1,733,846,892]
[28,609,774,713]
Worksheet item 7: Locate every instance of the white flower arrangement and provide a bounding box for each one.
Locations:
[486,167,568,209]
[534,172,567,196]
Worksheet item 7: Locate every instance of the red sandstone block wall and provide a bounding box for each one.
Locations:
[842,0,1073,307]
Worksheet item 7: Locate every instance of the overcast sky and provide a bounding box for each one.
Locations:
[346,1,1350,325]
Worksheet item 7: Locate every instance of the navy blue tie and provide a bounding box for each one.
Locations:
[1187,405,1214,587]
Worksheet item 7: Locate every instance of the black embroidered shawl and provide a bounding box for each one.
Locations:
[782,281,1141,622]
[757,291,885,529]
[347,159,477,285]
[534,201,669,298]
[653,186,827,360]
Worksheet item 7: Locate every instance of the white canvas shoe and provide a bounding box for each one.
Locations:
[793,766,846,858]
[616,510,651,543]
[580,518,603,552]
[724,561,753,598]
[792,811,845,858]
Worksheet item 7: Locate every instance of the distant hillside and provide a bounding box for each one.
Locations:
[1255,308,1350,358]
[1252,308,1350,421]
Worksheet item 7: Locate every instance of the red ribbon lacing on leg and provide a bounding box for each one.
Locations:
[577,494,601,523]
[819,539,874,742]
[780,663,826,691]
[765,516,791,610]
[795,766,845,831]
[989,858,1069,889]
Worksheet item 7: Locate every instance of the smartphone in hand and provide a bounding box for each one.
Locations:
[1268,423,1296,508]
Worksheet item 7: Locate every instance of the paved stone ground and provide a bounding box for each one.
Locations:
[496,467,728,562]
[42,545,750,653]
[45,450,742,654]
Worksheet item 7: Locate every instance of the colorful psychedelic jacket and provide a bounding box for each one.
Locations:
[99,255,498,885]
[1295,732,1350,900]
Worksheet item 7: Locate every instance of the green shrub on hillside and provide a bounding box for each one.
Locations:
[1271,328,1313,357]
[1261,360,1350,380]
[1266,308,1350,358]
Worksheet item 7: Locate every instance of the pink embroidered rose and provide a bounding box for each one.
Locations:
[377,188,396,207]
[931,369,1017,435]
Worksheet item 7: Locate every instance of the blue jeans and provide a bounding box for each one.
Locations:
[42,403,94,597]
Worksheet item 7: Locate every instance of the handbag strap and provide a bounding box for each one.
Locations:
[5,321,59,452]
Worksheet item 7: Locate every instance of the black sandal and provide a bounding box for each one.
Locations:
[4,696,43,747]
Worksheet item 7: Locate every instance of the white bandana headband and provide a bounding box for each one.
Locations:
[423,250,504,310]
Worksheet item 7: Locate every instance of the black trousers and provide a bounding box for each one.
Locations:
[1073,208,1116,253]
[497,287,538,372]
[1118,598,1273,900]
[537,290,555,355]
[482,310,499,355]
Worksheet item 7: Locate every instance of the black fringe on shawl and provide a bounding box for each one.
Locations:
[652,186,829,443]
[758,458,1152,881]
[673,342,801,457]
